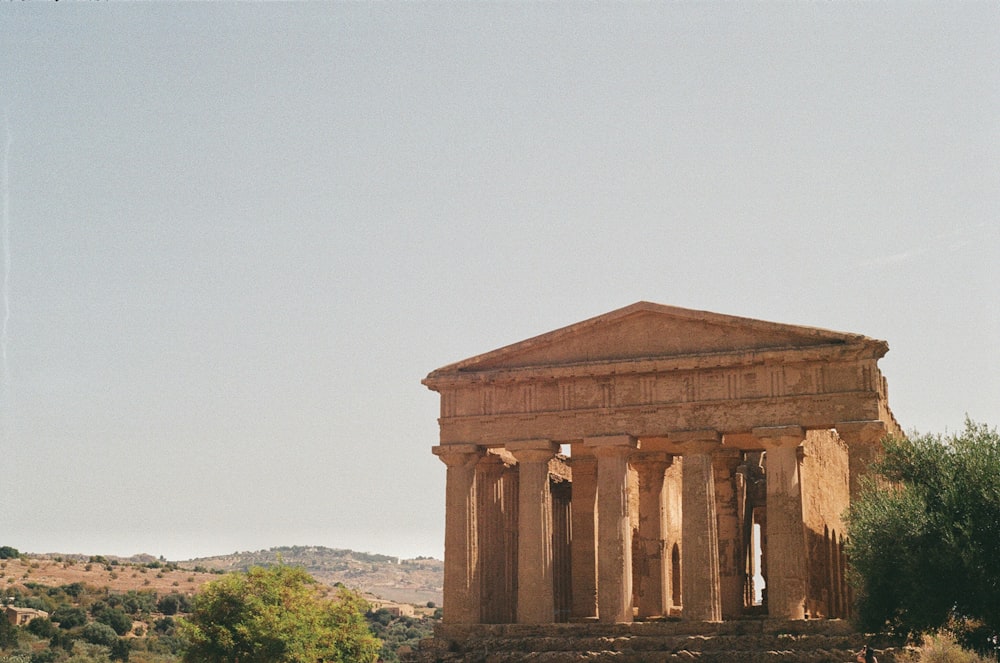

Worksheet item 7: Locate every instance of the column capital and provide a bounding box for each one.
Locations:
[507,439,559,464]
[835,420,887,445]
[671,429,721,455]
[432,444,485,467]
[753,425,805,447]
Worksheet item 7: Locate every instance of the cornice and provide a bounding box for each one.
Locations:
[423,340,886,391]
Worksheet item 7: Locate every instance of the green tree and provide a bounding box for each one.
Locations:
[82,622,120,648]
[51,605,87,629]
[156,592,191,616]
[26,617,58,638]
[847,419,1000,649]
[95,607,133,636]
[179,565,381,663]
[0,545,19,559]
[0,611,18,648]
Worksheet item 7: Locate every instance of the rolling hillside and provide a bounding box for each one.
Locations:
[180,545,443,606]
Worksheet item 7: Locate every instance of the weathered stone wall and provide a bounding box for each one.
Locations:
[408,620,905,663]
[800,429,850,619]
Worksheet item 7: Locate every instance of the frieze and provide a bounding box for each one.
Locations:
[436,390,884,446]
[446,360,885,420]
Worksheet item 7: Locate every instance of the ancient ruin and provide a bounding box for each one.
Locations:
[418,302,902,661]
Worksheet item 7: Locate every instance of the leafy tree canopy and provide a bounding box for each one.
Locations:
[179,564,381,663]
[51,605,88,630]
[847,419,1000,648]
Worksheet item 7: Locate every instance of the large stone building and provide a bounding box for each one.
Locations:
[423,302,901,628]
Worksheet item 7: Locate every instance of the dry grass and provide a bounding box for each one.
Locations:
[894,633,994,663]
[0,557,217,596]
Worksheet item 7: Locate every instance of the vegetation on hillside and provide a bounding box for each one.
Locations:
[0,554,438,663]
[0,571,189,662]
[847,419,1000,655]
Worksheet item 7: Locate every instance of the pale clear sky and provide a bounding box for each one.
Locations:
[1,3,997,562]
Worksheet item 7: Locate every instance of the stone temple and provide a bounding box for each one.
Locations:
[416,302,902,661]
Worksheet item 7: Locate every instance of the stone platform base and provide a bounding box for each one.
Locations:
[404,620,902,663]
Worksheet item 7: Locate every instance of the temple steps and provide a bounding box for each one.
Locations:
[406,620,901,663]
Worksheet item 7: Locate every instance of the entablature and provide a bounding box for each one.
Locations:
[423,341,883,391]
[436,390,882,446]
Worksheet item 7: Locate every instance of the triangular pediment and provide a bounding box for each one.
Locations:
[427,302,885,377]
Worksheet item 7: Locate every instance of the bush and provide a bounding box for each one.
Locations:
[156,593,190,615]
[60,582,86,597]
[0,546,19,559]
[152,616,175,635]
[95,607,133,636]
[26,617,58,638]
[82,622,120,647]
[49,628,75,652]
[0,612,18,648]
[895,632,993,663]
[51,605,87,629]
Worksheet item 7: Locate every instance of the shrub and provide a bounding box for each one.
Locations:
[82,622,120,647]
[156,593,190,616]
[152,616,175,635]
[60,582,86,597]
[30,651,58,663]
[96,607,133,636]
[0,612,18,648]
[51,605,87,629]
[895,632,993,663]
[26,617,57,638]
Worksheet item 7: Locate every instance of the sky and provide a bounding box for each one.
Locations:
[0,3,997,562]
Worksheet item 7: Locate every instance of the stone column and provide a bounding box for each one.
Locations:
[836,420,887,501]
[476,451,518,623]
[674,430,723,622]
[551,480,573,622]
[753,425,807,620]
[714,449,744,620]
[569,449,598,620]
[433,444,485,624]
[584,434,638,623]
[508,439,559,624]
[502,461,520,623]
[631,451,672,619]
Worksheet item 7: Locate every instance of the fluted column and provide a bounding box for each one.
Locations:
[631,451,672,619]
[584,434,638,623]
[569,449,598,620]
[433,443,485,624]
[477,451,517,623]
[835,420,887,501]
[754,425,807,620]
[674,430,722,622]
[714,449,744,620]
[508,439,559,624]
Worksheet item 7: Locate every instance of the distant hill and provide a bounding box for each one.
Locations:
[180,545,443,606]
[3,546,443,607]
